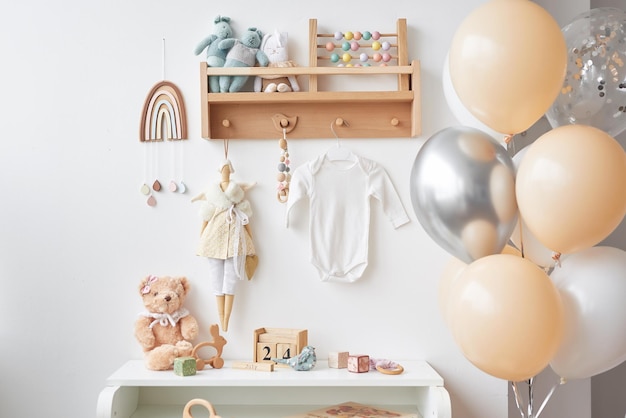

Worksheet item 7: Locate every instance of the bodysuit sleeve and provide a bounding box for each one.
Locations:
[285,163,312,227]
[368,162,410,228]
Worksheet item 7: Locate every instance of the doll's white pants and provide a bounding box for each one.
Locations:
[207,257,238,295]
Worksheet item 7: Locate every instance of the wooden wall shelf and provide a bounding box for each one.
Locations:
[199,19,421,140]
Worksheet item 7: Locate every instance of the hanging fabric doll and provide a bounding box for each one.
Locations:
[191,160,256,332]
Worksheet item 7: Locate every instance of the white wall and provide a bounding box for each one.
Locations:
[0,1,616,418]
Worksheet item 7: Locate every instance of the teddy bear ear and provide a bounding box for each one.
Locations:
[214,15,230,24]
[178,277,191,294]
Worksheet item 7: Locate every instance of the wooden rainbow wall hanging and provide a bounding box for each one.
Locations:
[139,81,188,142]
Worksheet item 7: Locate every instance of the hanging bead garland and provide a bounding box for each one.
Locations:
[277,130,291,203]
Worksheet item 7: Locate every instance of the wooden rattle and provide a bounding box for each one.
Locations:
[183,399,221,418]
[192,324,227,370]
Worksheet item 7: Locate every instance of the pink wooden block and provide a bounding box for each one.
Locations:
[347,354,369,373]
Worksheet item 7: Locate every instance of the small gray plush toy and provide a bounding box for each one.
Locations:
[272,345,317,371]
[218,27,269,92]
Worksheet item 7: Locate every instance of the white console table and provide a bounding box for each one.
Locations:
[97,360,451,418]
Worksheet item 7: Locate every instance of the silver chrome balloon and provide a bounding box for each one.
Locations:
[410,126,518,263]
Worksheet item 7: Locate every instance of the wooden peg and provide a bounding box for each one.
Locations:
[271,113,297,133]
[390,118,399,126]
[335,118,345,127]
[222,119,230,128]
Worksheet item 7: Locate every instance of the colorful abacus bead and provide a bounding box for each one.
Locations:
[382,52,391,62]
[371,31,380,40]
[350,41,359,51]
[382,41,391,51]
[372,41,381,51]
[344,31,354,40]
[325,41,335,51]
[353,31,362,40]
[334,31,343,40]
[359,53,368,62]
[362,31,372,40]
[341,41,351,51]
[342,53,352,63]
[330,53,340,63]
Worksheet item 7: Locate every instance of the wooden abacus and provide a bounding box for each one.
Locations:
[200,19,420,139]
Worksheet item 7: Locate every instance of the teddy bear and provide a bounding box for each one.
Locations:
[254,30,300,93]
[134,275,199,370]
[218,27,269,93]
[194,15,234,93]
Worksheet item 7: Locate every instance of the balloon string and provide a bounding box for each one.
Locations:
[511,381,526,418]
[527,377,534,418]
[511,377,563,418]
[534,380,563,418]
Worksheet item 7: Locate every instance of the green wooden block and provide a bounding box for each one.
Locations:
[174,356,197,376]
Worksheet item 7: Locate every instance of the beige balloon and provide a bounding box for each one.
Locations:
[449,0,567,135]
[516,124,626,255]
[439,245,520,326]
[439,257,466,326]
[448,254,564,382]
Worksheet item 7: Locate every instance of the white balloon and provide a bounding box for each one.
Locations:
[550,246,626,380]
[442,53,505,142]
[509,147,556,269]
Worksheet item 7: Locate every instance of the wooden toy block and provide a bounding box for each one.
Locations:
[253,328,307,363]
[174,356,197,376]
[256,342,277,363]
[348,354,370,373]
[328,351,349,369]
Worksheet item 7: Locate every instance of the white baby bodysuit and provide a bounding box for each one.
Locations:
[286,153,410,282]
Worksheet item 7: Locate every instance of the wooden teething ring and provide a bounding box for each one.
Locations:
[376,363,404,375]
[183,399,221,418]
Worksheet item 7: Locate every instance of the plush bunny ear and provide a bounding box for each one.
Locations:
[273,29,282,47]
[260,33,269,50]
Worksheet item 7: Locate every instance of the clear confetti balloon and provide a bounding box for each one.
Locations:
[546,8,626,137]
[410,126,518,264]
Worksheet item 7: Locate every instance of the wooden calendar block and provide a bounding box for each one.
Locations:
[348,354,370,373]
[328,351,349,369]
[277,343,297,360]
[256,342,277,363]
[253,328,308,363]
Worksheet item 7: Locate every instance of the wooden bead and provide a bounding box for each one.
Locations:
[277,173,286,182]
[279,138,288,149]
